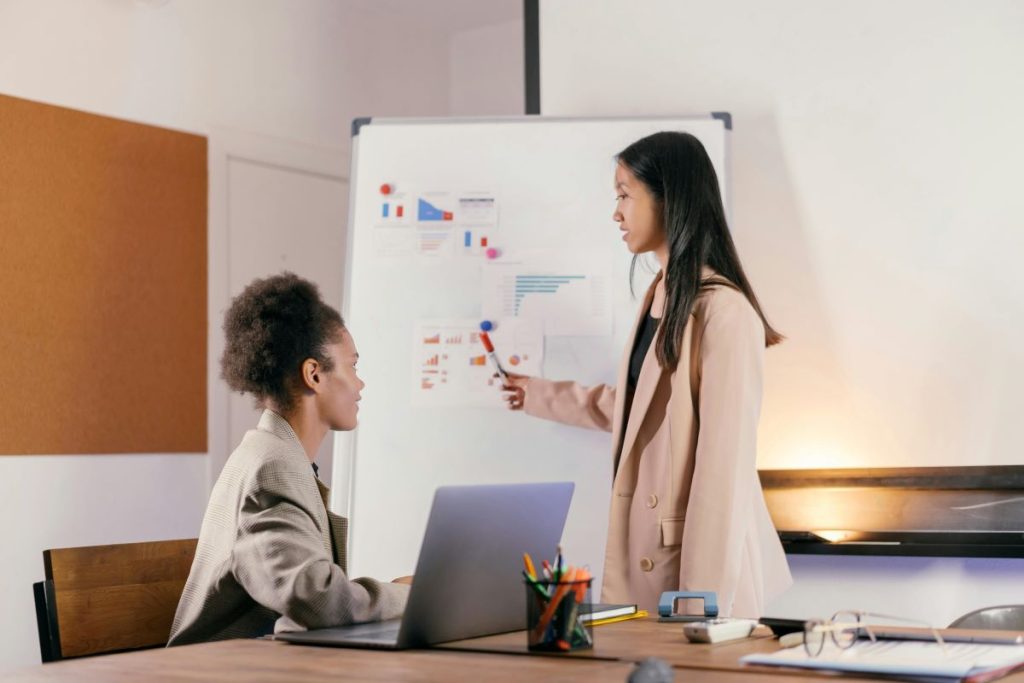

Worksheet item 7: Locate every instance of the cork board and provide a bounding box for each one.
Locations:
[0,94,206,454]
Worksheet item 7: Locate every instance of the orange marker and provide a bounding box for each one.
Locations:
[523,552,537,580]
[478,323,509,381]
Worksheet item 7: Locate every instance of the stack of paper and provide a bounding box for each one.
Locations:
[741,640,1024,681]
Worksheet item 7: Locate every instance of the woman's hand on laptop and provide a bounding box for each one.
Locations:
[391,575,413,585]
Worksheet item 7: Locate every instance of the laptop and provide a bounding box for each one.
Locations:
[275,481,575,649]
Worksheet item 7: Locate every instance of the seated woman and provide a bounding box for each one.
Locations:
[168,273,410,646]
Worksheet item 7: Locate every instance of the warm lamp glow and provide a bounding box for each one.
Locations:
[812,529,857,543]
[762,441,863,470]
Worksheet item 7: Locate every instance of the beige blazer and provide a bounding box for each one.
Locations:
[524,270,791,617]
[168,410,409,646]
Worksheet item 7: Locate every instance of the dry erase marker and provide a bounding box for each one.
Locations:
[479,321,509,380]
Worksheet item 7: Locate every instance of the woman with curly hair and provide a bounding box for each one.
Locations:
[168,273,410,646]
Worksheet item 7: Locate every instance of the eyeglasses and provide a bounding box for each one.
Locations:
[803,610,947,657]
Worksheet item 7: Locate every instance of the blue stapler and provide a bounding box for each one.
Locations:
[657,591,719,623]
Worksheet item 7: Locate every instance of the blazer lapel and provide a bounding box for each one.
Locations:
[611,274,657,473]
[614,274,665,477]
[315,478,348,569]
[615,267,724,480]
[315,477,331,509]
[327,511,350,574]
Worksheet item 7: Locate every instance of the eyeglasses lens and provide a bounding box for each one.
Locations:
[803,620,825,656]
[831,610,860,649]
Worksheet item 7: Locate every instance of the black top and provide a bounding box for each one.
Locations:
[628,311,660,390]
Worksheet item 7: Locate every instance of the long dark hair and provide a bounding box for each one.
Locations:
[618,131,782,369]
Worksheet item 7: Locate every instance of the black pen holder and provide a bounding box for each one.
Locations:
[525,578,593,652]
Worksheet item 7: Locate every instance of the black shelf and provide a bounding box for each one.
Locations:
[760,466,1024,558]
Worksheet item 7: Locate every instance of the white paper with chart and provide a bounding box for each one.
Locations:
[481,250,613,337]
[412,318,543,407]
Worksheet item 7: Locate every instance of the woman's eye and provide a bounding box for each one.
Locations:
[615,194,626,201]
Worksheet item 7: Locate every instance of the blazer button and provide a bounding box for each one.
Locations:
[639,557,654,572]
[646,494,658,508]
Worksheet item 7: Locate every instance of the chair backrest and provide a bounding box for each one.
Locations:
[949,605,1024,630]
[34,538,197,662]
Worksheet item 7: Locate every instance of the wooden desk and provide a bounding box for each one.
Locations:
[441,616,786,671]
[9,621,1024,682]
[3,640,635,682]
[442,617,1024,681]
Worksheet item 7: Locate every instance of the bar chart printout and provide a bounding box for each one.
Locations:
[481,252,613,336]
[411,318,543,407]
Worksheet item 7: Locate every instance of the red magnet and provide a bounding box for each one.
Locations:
[379,183,393,195]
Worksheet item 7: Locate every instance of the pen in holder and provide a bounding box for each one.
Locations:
[525,574,593,652]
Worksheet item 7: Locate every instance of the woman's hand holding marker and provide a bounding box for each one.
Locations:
[478,320,532,410]
[501,371,529,411]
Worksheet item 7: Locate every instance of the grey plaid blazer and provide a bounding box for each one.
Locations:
[167,410,409,646]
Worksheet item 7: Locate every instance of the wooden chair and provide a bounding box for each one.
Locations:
[33,538,197,662]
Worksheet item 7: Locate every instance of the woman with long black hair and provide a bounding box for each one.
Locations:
[502,132,791,617]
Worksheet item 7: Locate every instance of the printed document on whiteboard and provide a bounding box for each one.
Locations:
[412,318,543,407]
[481,250,613,336]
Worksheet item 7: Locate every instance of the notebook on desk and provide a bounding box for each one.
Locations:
[580,603,638,625]
[742,639,1024,681]
[275,482,574,650]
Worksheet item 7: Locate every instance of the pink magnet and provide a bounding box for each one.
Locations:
[485,247,499,259]
[379,183,393,195]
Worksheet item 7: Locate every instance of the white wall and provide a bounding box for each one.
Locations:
[0,0,456,155]
[539,0,1024,624]
[0,0,521,673]
[450,19,524,116]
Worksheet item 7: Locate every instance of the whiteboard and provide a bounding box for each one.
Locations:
[335,116,730,589]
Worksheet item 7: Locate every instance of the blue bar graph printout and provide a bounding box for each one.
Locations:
[514,275,586,315]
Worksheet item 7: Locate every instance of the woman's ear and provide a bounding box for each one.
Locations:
[301,358,321,392]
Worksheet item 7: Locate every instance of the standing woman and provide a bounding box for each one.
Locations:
[502,132,791,617]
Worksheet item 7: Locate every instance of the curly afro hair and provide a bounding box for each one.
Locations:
[221,272,344,413]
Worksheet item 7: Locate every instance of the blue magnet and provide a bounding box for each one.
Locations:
[480,320,493,332]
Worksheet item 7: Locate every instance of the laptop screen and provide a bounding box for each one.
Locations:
[398,481,575,647]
